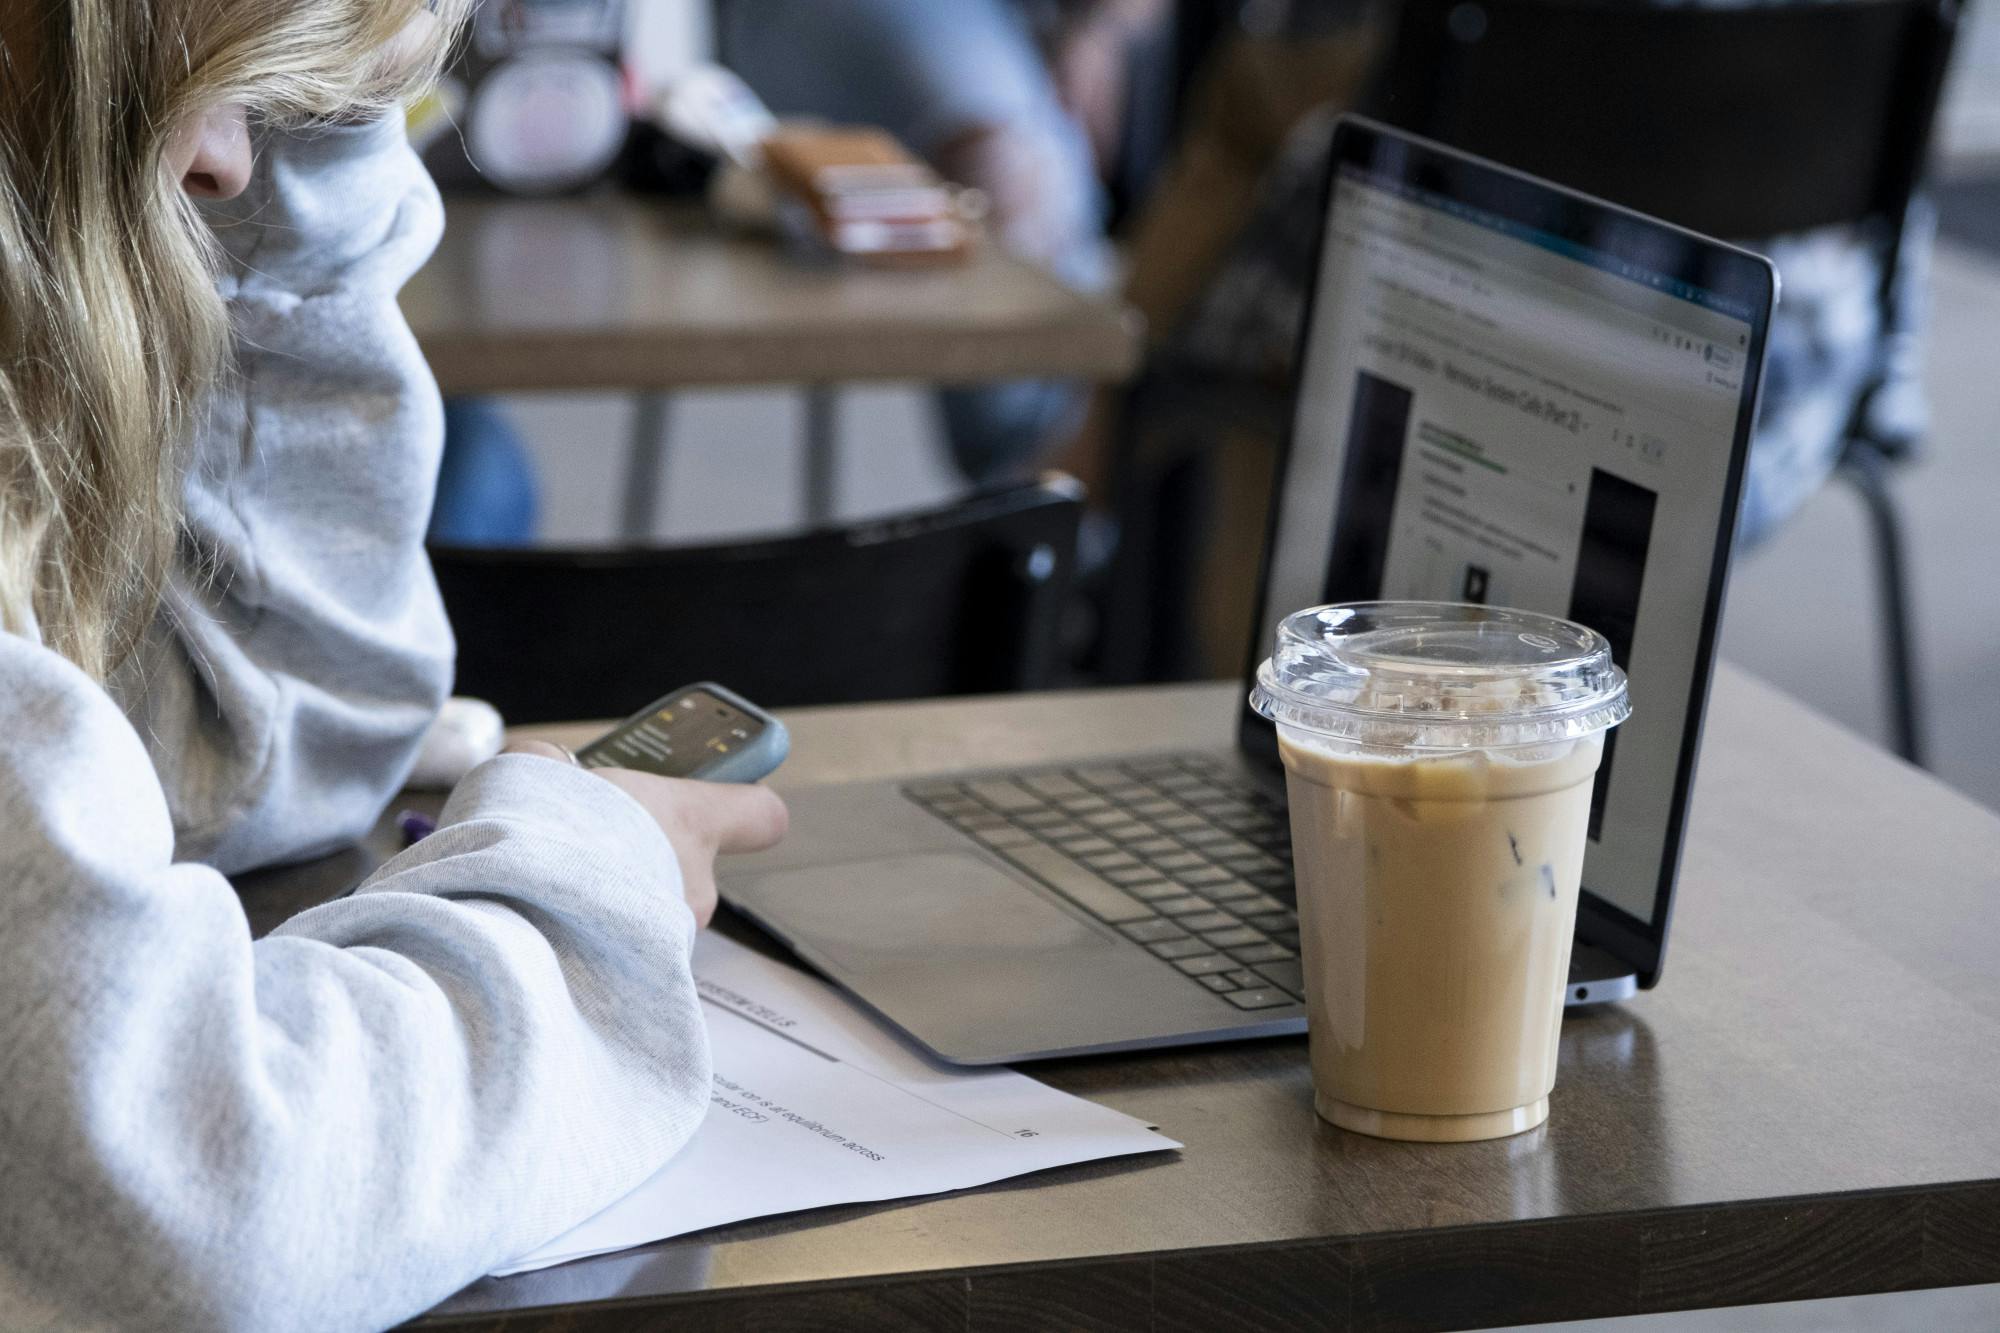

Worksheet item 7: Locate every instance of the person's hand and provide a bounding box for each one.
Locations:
[935,124,1065,266]
[505,741,788,926]
[1046,0,1168,171]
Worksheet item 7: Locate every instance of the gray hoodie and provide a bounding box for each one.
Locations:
[1,117,710,1330]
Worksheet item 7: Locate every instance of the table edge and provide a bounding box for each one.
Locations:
[414,1176,2000,1330]
[416,313,1141,394]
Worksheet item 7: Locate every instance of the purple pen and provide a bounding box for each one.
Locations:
[397,810,439,845]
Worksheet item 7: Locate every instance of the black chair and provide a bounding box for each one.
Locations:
[1369,0,1964,765]
[431,477,1082,724]
[1099,368,1297,685]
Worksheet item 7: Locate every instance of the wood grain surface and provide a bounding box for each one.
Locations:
[399,197,1140,394]
[237,670,2000,1329]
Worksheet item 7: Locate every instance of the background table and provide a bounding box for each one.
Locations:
[234,668,2000,1329]
[400,197,1141,532]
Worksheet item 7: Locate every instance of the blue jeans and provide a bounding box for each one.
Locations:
[430,397,539,546]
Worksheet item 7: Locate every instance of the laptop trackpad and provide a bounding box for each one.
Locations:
[731,851,1115,970]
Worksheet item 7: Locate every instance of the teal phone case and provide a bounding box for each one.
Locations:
[681,682,789,783]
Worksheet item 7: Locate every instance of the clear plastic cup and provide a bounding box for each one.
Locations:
[1250,602,1631,1142]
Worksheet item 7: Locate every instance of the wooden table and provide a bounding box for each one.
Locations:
[400,197,1141,532]
[234,668,2000,1330]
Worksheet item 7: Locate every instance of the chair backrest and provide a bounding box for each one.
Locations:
[432,477,1082,724]
[1369,0,1962,245]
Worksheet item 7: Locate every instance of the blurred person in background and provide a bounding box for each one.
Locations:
[1065,0,1931,676]
[719,0,1163,487]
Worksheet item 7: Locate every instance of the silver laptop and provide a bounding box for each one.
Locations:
[724,118,1777,1065]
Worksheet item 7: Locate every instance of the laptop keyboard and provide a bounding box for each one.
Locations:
[904,754,1306,1011]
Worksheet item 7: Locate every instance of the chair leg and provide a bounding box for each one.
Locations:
[1145,452,1213,682]
[802,386,839,527]
[1840,448,1926,767]
[1097,376,1209,683]
[1098,382,1164,684]
[620,391,672,542]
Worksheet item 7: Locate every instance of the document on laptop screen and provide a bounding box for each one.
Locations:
[1268,166,1756,922]
[492,933,1179,1275]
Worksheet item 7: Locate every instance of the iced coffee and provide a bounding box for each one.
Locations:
[1251,603,1630,1142]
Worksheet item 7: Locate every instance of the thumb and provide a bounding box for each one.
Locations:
[680,781,790,855]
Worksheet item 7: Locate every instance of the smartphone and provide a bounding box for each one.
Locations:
[573,683,789,783]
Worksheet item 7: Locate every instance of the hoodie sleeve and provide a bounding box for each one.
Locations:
[0,631,709,1333]
[111,114,456,874]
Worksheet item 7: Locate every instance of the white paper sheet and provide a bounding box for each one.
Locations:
[493,933,1179,1275]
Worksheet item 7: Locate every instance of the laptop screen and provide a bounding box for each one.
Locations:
[1239,119,1775,983]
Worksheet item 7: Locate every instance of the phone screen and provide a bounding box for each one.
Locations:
[576,689,768,778]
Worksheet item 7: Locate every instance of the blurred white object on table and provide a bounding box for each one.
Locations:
[409,696,507,789]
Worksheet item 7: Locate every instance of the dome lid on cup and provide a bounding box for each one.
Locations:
[1249,601,1631,750]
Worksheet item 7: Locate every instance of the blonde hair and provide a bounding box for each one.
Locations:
[0,0,467,679]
